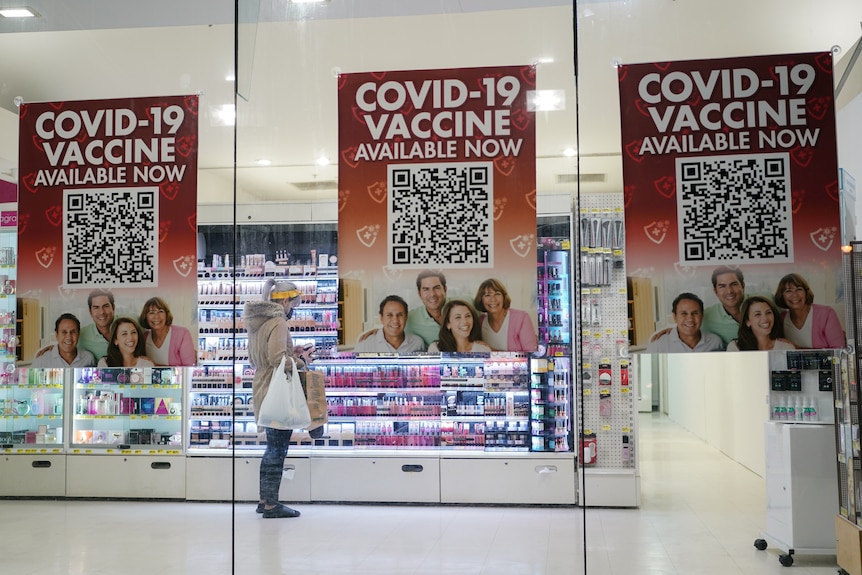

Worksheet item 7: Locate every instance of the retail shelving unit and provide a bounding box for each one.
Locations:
[65,366,186,498]
[0,368,66,496]
[191,264,340,452]
[754,350,840,567]
[184,218,579,505]
[535,231,575,454]
[835,243,862,575]
[0,226,67,496]
[578,193,640,507]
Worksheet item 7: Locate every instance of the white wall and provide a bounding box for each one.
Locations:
[837,40,862,242]
[666,352,770,477]
[0,107,17,178]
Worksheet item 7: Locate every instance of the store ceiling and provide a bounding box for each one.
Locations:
[0,0,860,206]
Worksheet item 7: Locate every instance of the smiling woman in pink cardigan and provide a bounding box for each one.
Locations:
[773,273,845,349]
[139,297,197,366]
[474,278,538,352]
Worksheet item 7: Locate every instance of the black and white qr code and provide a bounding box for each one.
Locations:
[388,162,493,268]
[63,187,159,287]
[676,152,793,265]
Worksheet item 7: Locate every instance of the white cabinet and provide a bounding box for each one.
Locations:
[66,454,186,498]
[762,422,839,555]
[185,454,310,502]
[310,454,441,503]
[441,454,576,504]
[0,453,66,496]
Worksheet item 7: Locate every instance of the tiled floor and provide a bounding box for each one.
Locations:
[1,413,844,574]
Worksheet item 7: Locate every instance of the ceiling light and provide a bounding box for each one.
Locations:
[316,155,330,167]
[290,0,329,4]
[562,147,577,157]
[256,159,272,166]
[527,90,565,112]
[0,7,38,17]
[225,74,236,82]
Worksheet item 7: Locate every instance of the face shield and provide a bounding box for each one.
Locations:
[267,280,302,319]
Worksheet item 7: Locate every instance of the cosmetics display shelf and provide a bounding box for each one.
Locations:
[0,224,15,370]
[438,353,532,452]
[0,367,67,496]
[196,267,340,373]
[537,242,573,358]
[0,368,65,453]
[535,235,575,455]
[529,356,572,452]
[188,374,260,450]
[68,367,184,453]
[314,355,444,450]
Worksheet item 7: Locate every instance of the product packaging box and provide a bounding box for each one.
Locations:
[140,397,156,415]
[74,430,93,444]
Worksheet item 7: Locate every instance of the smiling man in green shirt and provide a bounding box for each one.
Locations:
[701,266,745,346]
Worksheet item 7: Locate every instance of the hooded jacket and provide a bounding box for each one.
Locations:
[244,300,301,425]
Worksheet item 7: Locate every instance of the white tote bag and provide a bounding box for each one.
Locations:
[257,356,311,430]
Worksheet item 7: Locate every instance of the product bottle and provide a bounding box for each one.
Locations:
[800,397,811,421]
[773,394,785,420]
[808,397,818,421]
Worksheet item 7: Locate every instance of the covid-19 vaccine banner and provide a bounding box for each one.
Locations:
[17,95,199,364]
[338,66,538,353]
[619,52,843,352]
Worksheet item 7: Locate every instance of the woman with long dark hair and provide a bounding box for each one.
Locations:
[97,316,154,367]
[726,296,795,352]
[428,299,491,353]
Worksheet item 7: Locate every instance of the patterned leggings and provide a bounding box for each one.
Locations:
[260,427,293,505]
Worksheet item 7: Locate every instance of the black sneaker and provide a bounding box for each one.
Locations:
[256,503,265,514]
[262,504,301,519]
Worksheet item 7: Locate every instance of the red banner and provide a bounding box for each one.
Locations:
[619,53,843,351]
[338,66,537,353]
[17,95,199,364]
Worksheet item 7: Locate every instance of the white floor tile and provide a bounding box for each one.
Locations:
[0,412,844,575]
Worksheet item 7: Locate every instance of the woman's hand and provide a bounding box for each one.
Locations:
[294,343,314,365]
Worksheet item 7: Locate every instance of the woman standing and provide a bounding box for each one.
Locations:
[97,317,155,367]
[139,297,197,366]
[428,299,492,353]
[473,278,538,352]
[726,296,795,351]
[244,279,306,519]
[773,273,845,349]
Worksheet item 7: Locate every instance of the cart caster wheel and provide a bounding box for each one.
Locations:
[753,539,767,551]
[779,554,794,567]
[839,569,850,575]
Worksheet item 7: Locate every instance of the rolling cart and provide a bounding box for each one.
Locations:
[754,421,838,567]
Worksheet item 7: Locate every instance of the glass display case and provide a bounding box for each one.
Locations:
[530,356,572,452]
[70,367,184,454]
[314,355,442,449]
[0,368,65,452]
[191,223,342,452]
[535,215,575,453]
[440,353,531,451]
[538,244,572,357]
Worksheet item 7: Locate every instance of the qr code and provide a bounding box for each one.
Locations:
[63,187,159,287]
[676,152,793,265]
[388,162,493,268]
